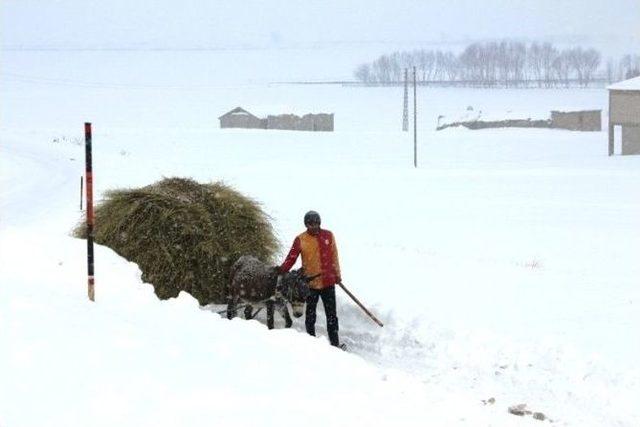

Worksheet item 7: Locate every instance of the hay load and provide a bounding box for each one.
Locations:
[73,177,279,305]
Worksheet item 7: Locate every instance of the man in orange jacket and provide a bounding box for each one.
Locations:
[279,211,343,348]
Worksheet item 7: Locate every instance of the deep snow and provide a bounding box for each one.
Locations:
[1,50,639,427]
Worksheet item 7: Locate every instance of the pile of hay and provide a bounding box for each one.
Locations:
[73,177,279,305]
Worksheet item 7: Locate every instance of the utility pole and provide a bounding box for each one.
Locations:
[413,66,417,168]
[85,122,95,302]
[402,68,409,132]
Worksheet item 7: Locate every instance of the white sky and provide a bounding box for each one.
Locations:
[2,0,639,50]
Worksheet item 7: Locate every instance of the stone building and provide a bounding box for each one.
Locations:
[608,76,640,155]
[219,107,334,132]
[266,113,334,131]
[550,110,601,131]
[266,114,300,130]
[308,113,334,131]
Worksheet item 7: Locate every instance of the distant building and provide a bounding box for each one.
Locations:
[219,107,334,132]
[608,76,640,155]
[550,110,601,132]
[218,107,266,129]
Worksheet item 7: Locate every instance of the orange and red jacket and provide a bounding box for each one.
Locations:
[280,229,341,289]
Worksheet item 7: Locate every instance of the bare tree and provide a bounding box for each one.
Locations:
[605,57,617,83]
[510,41,527,86]
[582,48,601,86]
[528,42,544,87]
[401,51,415,79]
[620,54,640,79]
[626,67,640,79]
[553,50,572,88]
[540,43,558,87]
[440,51,459,81]
[354,63,372,83]
[387,52,398,82]
[433,50,446,81]
[417,50,435,82]
[459,42,483,84]
[566,48,584,86]
[372,54,392,83]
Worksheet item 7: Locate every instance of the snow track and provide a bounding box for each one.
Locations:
[1,135,79,230]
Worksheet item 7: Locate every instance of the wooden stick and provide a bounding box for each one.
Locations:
[337,283,383,327]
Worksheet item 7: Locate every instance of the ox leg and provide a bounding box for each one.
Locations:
[226,296,238,320]
[244,305,254,319]
[278,303,293,328]
[266,300,275,330]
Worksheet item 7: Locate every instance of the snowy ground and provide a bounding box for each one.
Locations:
[1,50,639,427]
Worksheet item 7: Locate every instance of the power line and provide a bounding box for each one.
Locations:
[0,71,261,90]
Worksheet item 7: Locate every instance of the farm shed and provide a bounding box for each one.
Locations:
[218,107,267,129]
[219,107,334,132]
[550,110,601,131]
[608,76,640,155]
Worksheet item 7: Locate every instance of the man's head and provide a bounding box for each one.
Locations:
[304,210,321,236]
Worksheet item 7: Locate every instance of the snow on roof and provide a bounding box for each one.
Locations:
[218,107,257,120]
[608,76,640,91]
[219,105,297,119]
[243,104,299,118]
[219,105,332,120]
[438,108,549,127]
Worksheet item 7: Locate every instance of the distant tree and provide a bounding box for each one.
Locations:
[540,43,558,87]
[527,42,545,87]
[483,42,499,86]
[391,53,404,82]
[495,41,510,86]
[354,64,372,83]
[459,42,482,83]
[400,51,415,79]
[626,68,640,79]
[510,41,527,86]
[553,50,572,87]
[605,57,617,83]
[566,48,583,85]
[581,48,601,86]
[372,55,392,83]
[417,50,435,81]
[440,51,459,81]
[620,54,640,80]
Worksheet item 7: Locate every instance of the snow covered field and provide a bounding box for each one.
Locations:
[1,50,639,426]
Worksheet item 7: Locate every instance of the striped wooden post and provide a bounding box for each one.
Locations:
[80,176,83,211]
[85,122,95,301]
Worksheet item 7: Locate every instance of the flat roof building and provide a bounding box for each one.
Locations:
[608,76,640,155]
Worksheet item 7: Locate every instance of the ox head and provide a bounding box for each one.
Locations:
[280,269,321,318]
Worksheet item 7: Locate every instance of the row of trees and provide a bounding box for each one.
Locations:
[606,54,640,83]
[354,41,639,88]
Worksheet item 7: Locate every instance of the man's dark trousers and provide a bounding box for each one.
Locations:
[305,286,339,346]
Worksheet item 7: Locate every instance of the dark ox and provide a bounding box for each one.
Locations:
[227,255,318,329]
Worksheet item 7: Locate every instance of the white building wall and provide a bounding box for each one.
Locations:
[622,126,640,155]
